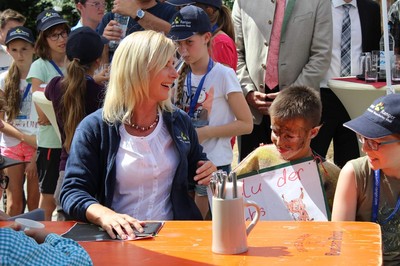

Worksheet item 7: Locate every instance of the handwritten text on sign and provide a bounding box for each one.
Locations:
[238,159,328,221]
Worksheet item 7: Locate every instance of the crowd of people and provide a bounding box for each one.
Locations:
[0,0,398,264]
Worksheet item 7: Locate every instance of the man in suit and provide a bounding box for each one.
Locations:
[232,0,333,161]
[311,0,381,168]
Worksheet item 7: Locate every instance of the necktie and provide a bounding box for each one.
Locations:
[340,4,352,77]
[265,0,286,90]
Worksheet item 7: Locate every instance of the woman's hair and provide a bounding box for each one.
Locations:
[61,58,96,152]
[35,24,70,60]
[102,30,176,124]
[269,86,322,129]
[197,3,235,40]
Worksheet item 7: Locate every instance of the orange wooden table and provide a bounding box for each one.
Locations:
[2,221,382,265]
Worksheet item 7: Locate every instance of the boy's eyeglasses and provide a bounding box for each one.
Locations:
[48,30,68,41]
[86,1,107,9]
[0,175,9,190]
[357,135,400,151]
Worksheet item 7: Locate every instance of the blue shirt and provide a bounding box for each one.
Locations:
[0,228,93,266]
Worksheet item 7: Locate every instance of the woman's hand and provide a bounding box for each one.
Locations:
[194,160,216,186]
[99,212,144,240]
[86,204,144,240]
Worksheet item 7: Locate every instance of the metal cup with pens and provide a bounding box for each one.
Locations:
[210,170,261,254]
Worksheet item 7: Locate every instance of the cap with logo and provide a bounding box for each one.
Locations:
[36,9,68,32]
[344,93,400,138]
[66,26,109,65]
[168,5,211,41]
[166,0,222,9]
[5,26,35,45]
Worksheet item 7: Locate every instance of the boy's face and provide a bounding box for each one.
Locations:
[270,117,319,161]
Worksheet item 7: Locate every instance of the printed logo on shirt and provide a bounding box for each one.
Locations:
[177,131,190,144]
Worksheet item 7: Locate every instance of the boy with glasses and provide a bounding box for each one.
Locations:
[72,0,106,31]
[233,86,340,211]
[332,93,400,265]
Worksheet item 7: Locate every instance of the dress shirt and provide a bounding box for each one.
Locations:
[321,0,362,87]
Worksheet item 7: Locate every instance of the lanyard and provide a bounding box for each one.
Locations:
[186,58,213,118]
[371,169,400,224]
[19,83,31,110]
[85,75,94,81]
[211,23,219,33]
[49,60,64,77]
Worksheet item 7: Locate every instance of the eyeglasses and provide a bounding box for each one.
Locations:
[47,30,68,41]
[0,175,9,190]
[357,135,400,151]
[86,1,107,9]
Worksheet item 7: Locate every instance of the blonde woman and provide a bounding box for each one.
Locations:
[60,30,216,240]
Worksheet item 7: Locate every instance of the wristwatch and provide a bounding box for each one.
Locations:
[134,9,145,21]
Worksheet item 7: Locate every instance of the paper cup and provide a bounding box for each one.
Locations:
[15,218,45,231]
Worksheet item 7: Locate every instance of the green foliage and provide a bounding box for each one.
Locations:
[223,0,234,9]
[0,0,113,36]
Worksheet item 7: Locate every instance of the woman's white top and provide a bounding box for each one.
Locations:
[111,111,179,220]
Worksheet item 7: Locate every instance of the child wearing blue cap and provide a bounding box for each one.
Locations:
[169,5,253,218]
[45,26,108,221]
[0,26,38,217]
[26,9,70,220]
[332,93,400,265]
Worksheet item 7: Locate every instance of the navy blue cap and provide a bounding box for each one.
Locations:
[36,9,67,32]
[168,5,211,41]
[166,0,222,9]
[5,26,35,45]
[66,26,108,65]
[344,93,400,138]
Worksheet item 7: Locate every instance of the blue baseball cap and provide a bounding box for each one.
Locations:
[168,5,211,41]
[166,0,222,9]
[66,26,109,65]
[5,26,35,45]
[36,9,67,32]
[344,93,400,138]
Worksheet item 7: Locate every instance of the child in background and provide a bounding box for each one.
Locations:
[27,9,70,220]
[233,86,340,211]
[169,6,253,219]
[332,94,400,265]
[166,0,238,148]
[166,0,237,70]
[0,9,26,74]
[45,27,108,221]
[0,26,38,216]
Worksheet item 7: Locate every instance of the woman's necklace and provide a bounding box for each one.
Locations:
[126,114,159,132]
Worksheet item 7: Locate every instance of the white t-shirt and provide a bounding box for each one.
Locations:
[0,45,12,75]
[112,112,178,220]
[0,71,38,147]
[179,63,241,166]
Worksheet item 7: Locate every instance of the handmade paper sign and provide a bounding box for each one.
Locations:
[237,157,329,221]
